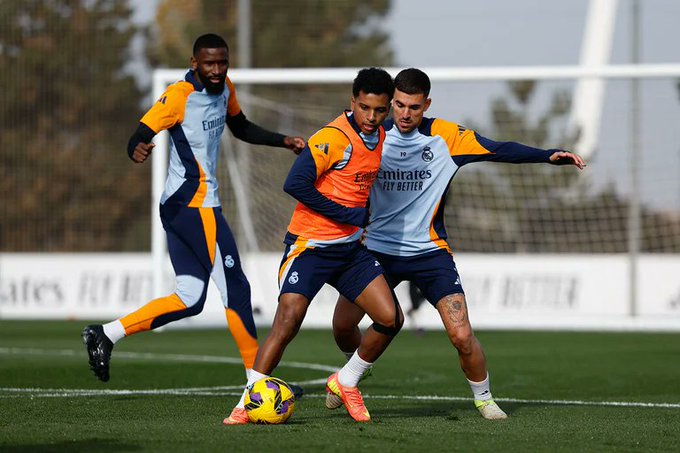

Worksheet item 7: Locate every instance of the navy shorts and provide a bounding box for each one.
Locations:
[278,241,384,302]
[371,248,464,307]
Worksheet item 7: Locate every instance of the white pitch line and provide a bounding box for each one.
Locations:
[0,385,678,409]
[365,394,680,409]
[0,347,339,373]
[0,379,330,399]
[2,347,678,409]
[0,388,243,398]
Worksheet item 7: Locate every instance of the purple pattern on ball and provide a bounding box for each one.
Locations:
[266,380,280,391]
[278,401,290,414]
[250,392,262,403]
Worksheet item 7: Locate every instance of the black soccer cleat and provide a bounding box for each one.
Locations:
[289,383,304,400]
[81,324,114,382]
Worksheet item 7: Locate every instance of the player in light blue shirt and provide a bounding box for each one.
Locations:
[329,68,585,420]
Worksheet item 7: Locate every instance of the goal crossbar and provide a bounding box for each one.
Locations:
[154,63,680,87]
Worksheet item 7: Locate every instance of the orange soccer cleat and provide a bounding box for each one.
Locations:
[222,407,249,425]
[325,372,370,422]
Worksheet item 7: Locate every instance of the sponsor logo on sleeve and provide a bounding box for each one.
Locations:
[314,143,330,154]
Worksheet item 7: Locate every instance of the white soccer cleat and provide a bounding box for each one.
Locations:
[475,399,508,420]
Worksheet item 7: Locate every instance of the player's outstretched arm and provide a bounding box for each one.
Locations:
[226,111,304,154]
[548,151,587,169]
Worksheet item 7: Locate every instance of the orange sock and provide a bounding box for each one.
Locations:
[119,294,186,336]
[225,308,259,369]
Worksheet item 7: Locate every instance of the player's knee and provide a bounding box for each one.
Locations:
[175,275,207,314]
[371,320,402,337]
[372,301,404,328]
[450,329,475,354]
[371,310,404,337]
[271,294,308,340]
[276,305,303,331]
[332,310,357,334]
[332,319,355,339]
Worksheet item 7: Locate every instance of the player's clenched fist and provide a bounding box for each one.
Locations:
[132,142,155,163]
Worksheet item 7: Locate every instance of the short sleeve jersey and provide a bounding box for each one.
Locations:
[140,70,241,207]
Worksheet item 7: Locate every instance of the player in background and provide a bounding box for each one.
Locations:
[406,281,427,335]
[80,33,305,422]
[329,68,586,420]
[225,68,403,425]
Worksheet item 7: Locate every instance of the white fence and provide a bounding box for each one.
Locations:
[2,253,678,331]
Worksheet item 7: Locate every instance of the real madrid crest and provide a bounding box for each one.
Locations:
[421,146,434,162]
[288,271,299,285]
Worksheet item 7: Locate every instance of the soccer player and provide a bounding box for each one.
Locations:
[80,34,305,420]
[224,68,402,425]
[329,68,586,420]
[406,281,427,335]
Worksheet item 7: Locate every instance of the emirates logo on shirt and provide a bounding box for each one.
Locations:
[354,170,378,190]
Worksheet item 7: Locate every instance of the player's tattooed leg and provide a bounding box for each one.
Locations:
[441,293,468,326]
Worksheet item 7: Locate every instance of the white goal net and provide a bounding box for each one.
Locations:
[150,65,680,326]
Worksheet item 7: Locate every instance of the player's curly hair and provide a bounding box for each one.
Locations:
[352,68,395,101]
[394,68,431,97]
[193,33,229,56]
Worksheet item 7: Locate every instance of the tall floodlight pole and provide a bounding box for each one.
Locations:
[237,0,252,69]
[629,0,641,316]
[568,0,619,159]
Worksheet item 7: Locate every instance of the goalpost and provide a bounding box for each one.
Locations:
[150,64,680,330]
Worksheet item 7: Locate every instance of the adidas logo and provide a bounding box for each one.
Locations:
[315,142,330,154]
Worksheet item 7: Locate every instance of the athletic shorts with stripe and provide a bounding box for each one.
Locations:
[278,241,384,302]
[371,248,465,306]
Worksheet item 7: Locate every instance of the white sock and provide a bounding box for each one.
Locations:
[467,373,493,401]
[247,369,269,386]
[102,320,125,344]
[235,369,269,409]
[236,387,249,409]
[338,351,372,388]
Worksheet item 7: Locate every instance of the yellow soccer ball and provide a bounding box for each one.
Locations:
[244,377,296,424]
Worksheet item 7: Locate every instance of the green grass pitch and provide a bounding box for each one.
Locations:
[1,321,679,452]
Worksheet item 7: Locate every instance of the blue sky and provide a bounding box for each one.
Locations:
[385,0,680,209]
